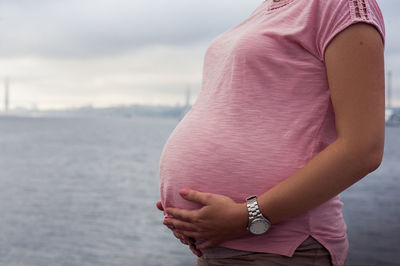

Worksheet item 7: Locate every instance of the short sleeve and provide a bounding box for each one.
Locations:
[316,0,385,61]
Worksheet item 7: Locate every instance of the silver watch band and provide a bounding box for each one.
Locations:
[246,195,271,234]
[246,195,263,222]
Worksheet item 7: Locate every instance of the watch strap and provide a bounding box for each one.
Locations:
[246,195,262,223]
[246,195,271,233]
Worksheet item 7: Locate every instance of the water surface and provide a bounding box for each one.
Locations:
[0,116,398,265]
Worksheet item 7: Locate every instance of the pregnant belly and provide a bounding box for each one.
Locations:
[158,109,308,215]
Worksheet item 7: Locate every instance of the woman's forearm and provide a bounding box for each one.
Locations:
[255,137,383,225]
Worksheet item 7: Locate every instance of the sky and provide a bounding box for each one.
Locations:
[0,0,399,110]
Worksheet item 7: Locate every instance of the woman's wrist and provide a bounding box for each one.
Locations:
[234,202,249,235]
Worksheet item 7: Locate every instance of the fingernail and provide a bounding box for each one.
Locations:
[163,218,168,225]
[179,188,189,196]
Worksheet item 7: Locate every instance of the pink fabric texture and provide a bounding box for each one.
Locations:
[158,1,385,265]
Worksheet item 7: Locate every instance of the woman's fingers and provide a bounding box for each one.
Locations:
[172,231,189,245]
[189,244,203,257]
[164,218,198,232]
[172,228,203,257]
[179,189,212,205]
[156,201,164,211]
[172,230,182,239]
[195,240,215,249]
[177,230,203,239]
[165,207,196,222]
[172,230,198,247]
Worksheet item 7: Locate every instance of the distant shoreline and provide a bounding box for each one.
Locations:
[0,103,192,119]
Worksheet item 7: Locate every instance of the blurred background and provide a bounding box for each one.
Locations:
[0,0,399,265]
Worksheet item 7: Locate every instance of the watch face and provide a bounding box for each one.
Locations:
[250,219,270,235]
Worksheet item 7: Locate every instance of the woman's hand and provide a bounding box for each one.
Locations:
[156,200,203,257]
[163,189,249,249]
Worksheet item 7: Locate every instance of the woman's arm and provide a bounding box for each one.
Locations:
[163,22,385,249]
[257,22,385,225]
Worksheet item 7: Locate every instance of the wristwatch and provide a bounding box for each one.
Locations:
[246,195,271,235]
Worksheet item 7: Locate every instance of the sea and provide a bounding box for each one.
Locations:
[0,115,399,266]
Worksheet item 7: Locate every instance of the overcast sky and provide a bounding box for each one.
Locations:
[0,0,399,109]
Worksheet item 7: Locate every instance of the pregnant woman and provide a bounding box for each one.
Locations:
[157,0,385,265]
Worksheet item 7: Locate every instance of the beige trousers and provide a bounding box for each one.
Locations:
[196,237,333,266]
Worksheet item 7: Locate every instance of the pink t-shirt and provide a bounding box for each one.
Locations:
[158,0,385,265]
